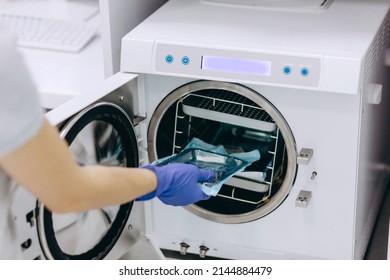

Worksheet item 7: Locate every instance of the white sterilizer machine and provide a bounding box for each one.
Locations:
[11,0,390,260]
[119,0,390,259]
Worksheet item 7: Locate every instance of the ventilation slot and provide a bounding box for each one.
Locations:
[364,18,390,81]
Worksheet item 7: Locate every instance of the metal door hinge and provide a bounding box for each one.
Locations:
[133,115,147,126]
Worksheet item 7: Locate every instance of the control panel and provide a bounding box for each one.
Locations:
[155,43,321,87]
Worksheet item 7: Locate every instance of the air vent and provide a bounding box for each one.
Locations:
[364,18,390,81]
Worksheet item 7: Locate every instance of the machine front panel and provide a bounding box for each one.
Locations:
[155,43,321,88]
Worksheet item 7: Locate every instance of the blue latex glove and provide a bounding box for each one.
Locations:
[136,163,216,206]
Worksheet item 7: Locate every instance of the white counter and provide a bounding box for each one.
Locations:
[21,34,105,109]
[1,0,104,109]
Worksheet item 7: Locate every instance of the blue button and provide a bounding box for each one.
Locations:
[300,67,309,76]
[182,56,190,65]
[165,55,174,64]
[283,66,292,75]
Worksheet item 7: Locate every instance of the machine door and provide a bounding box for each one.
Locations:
[36,101,139,259]
[13,73,164,260]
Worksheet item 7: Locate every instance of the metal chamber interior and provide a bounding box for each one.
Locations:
[152,87,290,217]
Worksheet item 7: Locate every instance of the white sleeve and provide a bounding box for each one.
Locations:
[0,27,45,157]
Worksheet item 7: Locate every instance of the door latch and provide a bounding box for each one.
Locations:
[297,148,313,165]
[295,190,312,208]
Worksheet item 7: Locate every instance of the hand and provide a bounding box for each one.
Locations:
[136,163,215,206]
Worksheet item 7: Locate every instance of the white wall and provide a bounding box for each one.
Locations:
[99,0,168,78]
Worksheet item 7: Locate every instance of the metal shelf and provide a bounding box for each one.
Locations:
[182,93,277,132]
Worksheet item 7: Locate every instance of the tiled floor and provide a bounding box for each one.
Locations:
[365,185,390,260]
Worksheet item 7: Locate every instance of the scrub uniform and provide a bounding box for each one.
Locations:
[0,26,44,259]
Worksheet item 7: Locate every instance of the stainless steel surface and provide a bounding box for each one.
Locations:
[295,190,312,208]
[297,148,314,165]
[182,93,277,132]
[225,176,270,193]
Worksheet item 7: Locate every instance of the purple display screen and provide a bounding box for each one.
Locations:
[201,55,271,76]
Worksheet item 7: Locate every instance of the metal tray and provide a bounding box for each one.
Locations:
[182,94,277,132]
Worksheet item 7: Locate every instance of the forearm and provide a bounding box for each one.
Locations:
[54,165,157,213]
[0,119,157,213]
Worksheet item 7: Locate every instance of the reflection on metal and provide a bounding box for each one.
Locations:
[53,121,124,255]
[68,121,126,167]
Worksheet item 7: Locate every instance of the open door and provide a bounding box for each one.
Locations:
[11,72,164,260]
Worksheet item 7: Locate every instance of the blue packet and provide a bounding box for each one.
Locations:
[153,138,260,196]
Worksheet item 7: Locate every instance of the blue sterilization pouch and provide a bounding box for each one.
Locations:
[153,138,261,196]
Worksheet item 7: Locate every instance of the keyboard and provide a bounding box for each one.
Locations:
[0,13,98,52]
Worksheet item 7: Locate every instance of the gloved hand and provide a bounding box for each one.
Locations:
[136,163,216,206]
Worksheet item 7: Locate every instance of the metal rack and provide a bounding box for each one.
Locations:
[217,128,280,205]
[182,93,277,132]
[171,92,281,205]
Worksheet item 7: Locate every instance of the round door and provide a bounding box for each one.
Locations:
[36,102,139,259]
[148,80,297,223]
